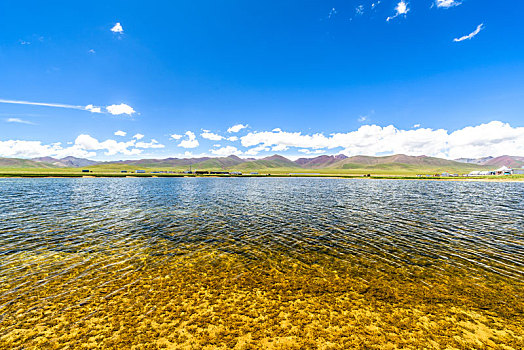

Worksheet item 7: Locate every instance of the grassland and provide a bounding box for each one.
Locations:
[0,165,523,181]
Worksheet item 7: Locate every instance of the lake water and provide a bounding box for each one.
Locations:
[0,178,523,349]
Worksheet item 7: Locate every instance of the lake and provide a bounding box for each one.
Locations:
[0,178,523,348]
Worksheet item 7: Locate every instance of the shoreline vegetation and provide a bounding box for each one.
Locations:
[0,170,523,181]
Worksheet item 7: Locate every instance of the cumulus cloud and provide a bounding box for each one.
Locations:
[240,121,524,159]
[135,139,165,149]
[435,0,461,8]
[244,145,270,156]
[299,149,326,154]
[106,103,135,116]
[210,146,242,156]
[227,136,239,142]
[5,118,35,125]
[387,1,409,21]
[133,133,144,140]
[114,130,127,137]
[227,124,248,133]
[178,131,199,149]
[170,134,183,140]
[0,140,95,158]
[111,22,123,34]
[454,23,484,42]
[413,124,421,128]
[0,134,157,159]
[74,134,141,156]
[201,131,223,141]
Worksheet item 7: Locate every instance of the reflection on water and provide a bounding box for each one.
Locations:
[0,178,523,349]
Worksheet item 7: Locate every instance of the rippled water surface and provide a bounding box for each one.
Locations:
[0,178,523,349]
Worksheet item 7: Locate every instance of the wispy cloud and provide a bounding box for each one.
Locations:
[435,0,461,8]
[454,23,484,42]
[328,8,337,19]
[5,118,35,125]
[358,115,368,122]
[111,22,123,34]
[0,99,136,116]
[387,1,409,22]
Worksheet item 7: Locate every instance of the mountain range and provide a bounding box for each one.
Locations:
[0,154,522,171]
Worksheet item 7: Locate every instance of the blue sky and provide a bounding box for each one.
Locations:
[1,0,523,160]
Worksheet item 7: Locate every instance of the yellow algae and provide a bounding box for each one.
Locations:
[0,245,522,349]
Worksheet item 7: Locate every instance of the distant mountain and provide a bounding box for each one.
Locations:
[333,154,461,167]
[237,155,300,170]
[482,156,524,168]
[0,157,57,168]
[0,153,511,173]
[31,156,99,168]
[295,154,348,168]
[454,155,524,168]
[454,156,494,165]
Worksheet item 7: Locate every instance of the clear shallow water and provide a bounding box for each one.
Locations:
[0,178,523,349]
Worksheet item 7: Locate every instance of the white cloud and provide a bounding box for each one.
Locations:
[387,1,409,21]
[88,49,96,54]
[210,146,242,156]
[355,5,364,16]
[114,130,127,137]
[271,144,289,152]
[435,0,461,8]
[0,99,135,116]
[111,22,123,34]
[371,1,381,9]
[328,8,337,19]
[135,139,165,149]
[227,124,248,133]
[299,149,326,154]
[106,103,135,116]
[0,140,95,158]
[5,118,35,125]
[358,115,368,122]
[240,121,524,159]
[454,23,484,42]
[178,131,199,149]
[272,128,282,132]
[170,134,183,140]
[201,131,223,141]
[85,104,102,113]
[244,145,270,156]
[227,136,239,142]
[413,124,421,128]
[74,134,141,156]
[133,133,144,140]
